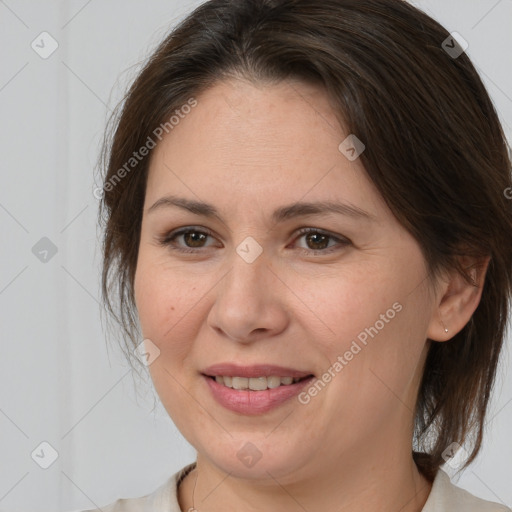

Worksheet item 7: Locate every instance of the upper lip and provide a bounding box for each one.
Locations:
[202,363,314,379]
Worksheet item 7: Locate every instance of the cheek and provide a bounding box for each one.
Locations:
[135,244,196,329]
[134,264,170,337]
[134,255,194,354]
[323,281,430,414]
[133,248,221,375]
[134,260,200,416]
[307,257,430,390]
[298,263,408,355]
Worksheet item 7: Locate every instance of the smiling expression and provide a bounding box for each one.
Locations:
[134,77,439,482]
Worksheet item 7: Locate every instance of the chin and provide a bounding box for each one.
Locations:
[199,436,311,482]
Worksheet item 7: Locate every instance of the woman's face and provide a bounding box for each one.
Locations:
[134,78,440,483]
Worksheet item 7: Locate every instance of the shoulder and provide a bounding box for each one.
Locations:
[422,468,511,512]
[69,463,196,512]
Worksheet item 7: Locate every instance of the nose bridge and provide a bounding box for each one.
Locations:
[207,238,286,342]
[224,238,268,298]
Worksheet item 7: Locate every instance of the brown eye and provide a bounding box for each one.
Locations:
[304,232,330,250]
[182,231,208,248]
[159,227,218,253]
[293,228,351,254]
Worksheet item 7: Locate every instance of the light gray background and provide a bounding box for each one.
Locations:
[0,1,511,511]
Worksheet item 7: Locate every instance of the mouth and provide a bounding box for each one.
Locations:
[201,367,316,414]
[204,374,313,391]
[201,363,315,396]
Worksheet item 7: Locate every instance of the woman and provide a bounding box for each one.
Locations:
[88,0,512,510]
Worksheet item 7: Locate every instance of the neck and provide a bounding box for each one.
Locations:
[178,450,433,512]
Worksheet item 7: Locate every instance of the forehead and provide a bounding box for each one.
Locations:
[145,78,385,218]
[158,78,341,157]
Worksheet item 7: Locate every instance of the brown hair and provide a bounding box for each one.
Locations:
[98,0,512,481]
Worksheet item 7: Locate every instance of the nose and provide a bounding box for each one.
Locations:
[207,246,289,343]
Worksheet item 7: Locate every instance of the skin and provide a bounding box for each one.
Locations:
[134,77,488,512]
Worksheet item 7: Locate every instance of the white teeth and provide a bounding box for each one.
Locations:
[213,375,306,390]
[249,377,268,391]
[232,376,249,390]
[267,376,281,389]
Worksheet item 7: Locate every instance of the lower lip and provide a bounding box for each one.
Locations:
[203,375,314,415]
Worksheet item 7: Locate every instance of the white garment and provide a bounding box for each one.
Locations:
[76,463,511,512]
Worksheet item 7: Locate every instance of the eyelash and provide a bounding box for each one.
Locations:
[157,226,351,255]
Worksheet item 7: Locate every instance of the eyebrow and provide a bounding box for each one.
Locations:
[147,195,376,223]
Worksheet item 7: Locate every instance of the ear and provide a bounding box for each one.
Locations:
[426,256,490,342]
